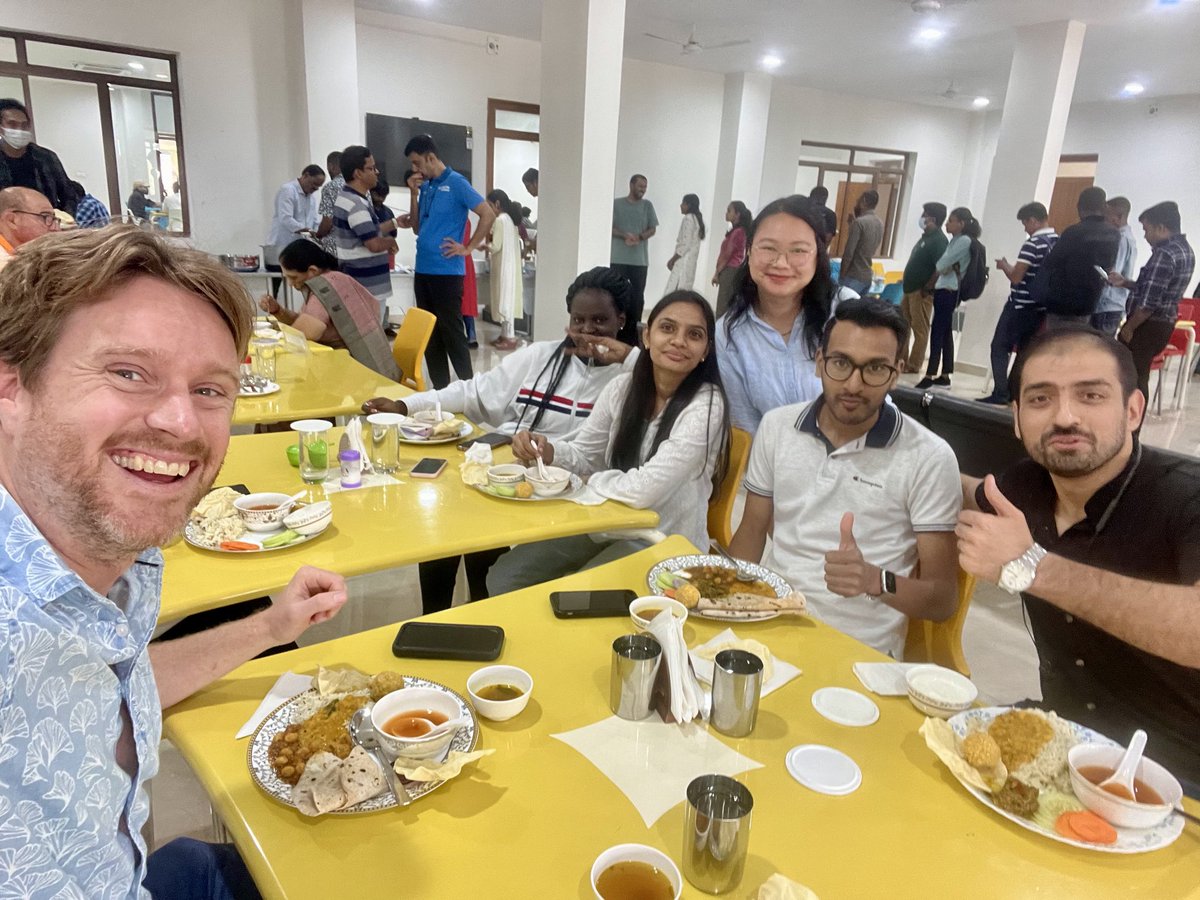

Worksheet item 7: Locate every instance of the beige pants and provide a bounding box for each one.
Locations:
[900,290,933,374]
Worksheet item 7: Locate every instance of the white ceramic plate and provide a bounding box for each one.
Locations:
[645,554,792,622]
[238,380,280,397]
[248,677,478,814]
[472,473,584,502]
[182,519,322,553]
[944,707,1184,854]
[397,420,473,445]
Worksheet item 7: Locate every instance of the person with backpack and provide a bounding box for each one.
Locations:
[916,206,980,390]
[978,202,1058,404]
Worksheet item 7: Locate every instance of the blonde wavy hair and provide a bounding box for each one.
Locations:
[0,225,252,388]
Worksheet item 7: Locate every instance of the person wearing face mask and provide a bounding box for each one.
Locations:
[899,202,949,374]
[0,99,76,215]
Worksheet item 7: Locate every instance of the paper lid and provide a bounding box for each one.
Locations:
[785,744,862,796]
[811,687,880,727]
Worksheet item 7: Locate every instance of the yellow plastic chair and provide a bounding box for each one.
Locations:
[391,308,436,391]
[884,270,904,284]
[707,427,752,549]
[903,567,976,676]
[871,261,886,278]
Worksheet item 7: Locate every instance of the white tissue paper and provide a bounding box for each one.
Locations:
[235,671,314,739]
[343,416,374,474]
[646,608,703,723]
[459,441,493,486]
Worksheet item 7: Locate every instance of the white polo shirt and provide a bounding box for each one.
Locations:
[744,398,961,657]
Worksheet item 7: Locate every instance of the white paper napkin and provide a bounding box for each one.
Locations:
[851,661,920,696]
[689,629,802,698]
[343,416,374,474]
[319,471,401,494]
[552,715,763,827]
[647,611,703,723]
[235,671,314,739]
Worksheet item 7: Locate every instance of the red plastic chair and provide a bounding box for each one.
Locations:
[1149,327,1190,414]
[1177,299,1198,323]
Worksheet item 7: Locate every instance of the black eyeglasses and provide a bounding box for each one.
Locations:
[13,210,59,228]
[823,354,898,387]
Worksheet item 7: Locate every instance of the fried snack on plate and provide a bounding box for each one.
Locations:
[369,670,405,701]
[314,665,371,697]
[920,717,991,793]
[961,731,1008,789]
[514,482,534,499]
[675,582,701,609]
[392,748,495,783]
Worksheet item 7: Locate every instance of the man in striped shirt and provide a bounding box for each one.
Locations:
[979,201,1057,404]
[332,145,397,328]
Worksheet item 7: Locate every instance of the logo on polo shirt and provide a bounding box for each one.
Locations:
[852,474,884,490]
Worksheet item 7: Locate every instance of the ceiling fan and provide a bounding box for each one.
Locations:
[643,24,750,56]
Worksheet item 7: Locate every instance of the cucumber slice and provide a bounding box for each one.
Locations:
[262,529,301,548]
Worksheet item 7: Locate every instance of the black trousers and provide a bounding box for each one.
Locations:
[1122,318,1176,403]
[611,263,649,323]
[989,304,1044,401]
[414,273,473,389]
[418,547,509,615]
[925,288,959,377]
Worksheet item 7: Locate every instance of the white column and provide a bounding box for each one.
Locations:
[959,20,1086,370]
[702,72,773,302]
[534,0,627,341]
[299,0,360,165]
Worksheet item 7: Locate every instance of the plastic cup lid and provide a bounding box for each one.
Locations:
[785,744,862,796]
[811,687,880,727]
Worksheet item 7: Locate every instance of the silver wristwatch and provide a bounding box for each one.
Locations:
[999,543,1047,594]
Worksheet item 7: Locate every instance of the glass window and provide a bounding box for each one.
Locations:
[0,37,17,63]
[25,41,170,81]
[495,109,539,133]
[0,75,24,105]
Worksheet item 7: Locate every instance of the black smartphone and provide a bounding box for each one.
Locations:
[411,457,447,479]
[458,432,513,452]
[391,622,505,661]
[549,589,638,619]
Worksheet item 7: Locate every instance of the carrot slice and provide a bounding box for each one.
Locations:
[1054,812,1084,841]
[219,540,258,551]
[1063,811,1118,845]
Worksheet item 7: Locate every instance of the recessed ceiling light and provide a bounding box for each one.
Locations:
[761,54,782,70]
[127,61,145,71]
[1122,82,1145,96]
[972,96,990,108]
[155,73,169,80]
[918,27,944,41]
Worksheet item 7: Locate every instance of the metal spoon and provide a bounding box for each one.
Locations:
[349,709,411,807]
[1099,728,1147,801]
[713,543,757,582]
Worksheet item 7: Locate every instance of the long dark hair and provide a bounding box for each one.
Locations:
[950,206,982,239]
[487,189,524,225]
[682,193,706,240]
[279,238,338,273]
[728,200,752,233]
[610,291,729,488]
[514,267,636,433]
[722,194,834,359]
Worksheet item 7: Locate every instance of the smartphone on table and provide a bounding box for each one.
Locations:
[391,622,505,660]
[411,457,447,479]
[549,589,638,619]
[458,432,513,452]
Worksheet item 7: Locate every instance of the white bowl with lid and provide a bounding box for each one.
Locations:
[904,665,978,718]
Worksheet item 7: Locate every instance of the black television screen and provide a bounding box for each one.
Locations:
[364,113,473,189]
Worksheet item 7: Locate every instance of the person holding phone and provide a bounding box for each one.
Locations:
[489,290,730,596]
[361,267,639,613]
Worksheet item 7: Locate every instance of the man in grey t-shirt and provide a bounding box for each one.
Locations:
[839,189,884,296]
[611,173,658,323]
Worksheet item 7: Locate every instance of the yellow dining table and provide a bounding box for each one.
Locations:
[163,536,1200,899]
[232,346,406,426]
[159,427,659,621]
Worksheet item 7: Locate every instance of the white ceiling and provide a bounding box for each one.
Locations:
[356,0,1200,109]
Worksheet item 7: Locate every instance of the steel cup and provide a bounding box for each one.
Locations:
[710,649,763,738]
[683,774,753,894]
[609,634,662,720]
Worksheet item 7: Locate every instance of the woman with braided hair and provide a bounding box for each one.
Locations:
[361,265,639,612]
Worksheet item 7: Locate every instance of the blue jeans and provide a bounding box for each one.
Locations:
[989,304,1044,401]
[145,838,261,900]
[840,276,870,296]
[1090,310,1123,336]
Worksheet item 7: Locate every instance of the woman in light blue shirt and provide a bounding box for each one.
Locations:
[716,195,837,434]
[916,206,979,389]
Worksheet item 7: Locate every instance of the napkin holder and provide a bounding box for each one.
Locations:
[647,611,703,724]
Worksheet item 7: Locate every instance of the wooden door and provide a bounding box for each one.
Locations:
[1047,176,1094,236]
[832,181,875,258]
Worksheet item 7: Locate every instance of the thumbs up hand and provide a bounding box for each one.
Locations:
[825,512,883,598]
[955,475,1034,582]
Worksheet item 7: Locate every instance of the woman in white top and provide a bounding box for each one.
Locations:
[664,193,706,292]
[486,189,524,350]
[362,267,639,614]
[488,290,730,595]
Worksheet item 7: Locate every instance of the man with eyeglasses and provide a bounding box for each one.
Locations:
[730,298,961,657]
[0,186,59,269]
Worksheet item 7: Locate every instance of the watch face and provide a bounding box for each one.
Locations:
[1000,560,1034,593]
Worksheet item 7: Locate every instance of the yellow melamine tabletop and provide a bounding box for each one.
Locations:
[162,536,1200,900]
[232,347,405,426]
[159,427,659,622]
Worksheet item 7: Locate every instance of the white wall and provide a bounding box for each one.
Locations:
[0,0,307,251]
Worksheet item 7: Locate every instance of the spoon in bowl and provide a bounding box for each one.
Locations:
[533,445,550,481]
[1098,728,1147,802]
[412,716,469,740]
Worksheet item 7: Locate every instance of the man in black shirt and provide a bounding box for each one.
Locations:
[957,324,1200,794]
[1036,186,1119,324]
[809,185,838,247]
[0,98,76,215]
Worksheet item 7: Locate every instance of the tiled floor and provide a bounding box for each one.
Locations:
[150,331,1200,849]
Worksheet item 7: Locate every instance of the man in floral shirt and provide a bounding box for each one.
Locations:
[0,226,347,899]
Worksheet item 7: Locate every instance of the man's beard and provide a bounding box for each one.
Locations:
[1032,425,1124,477]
